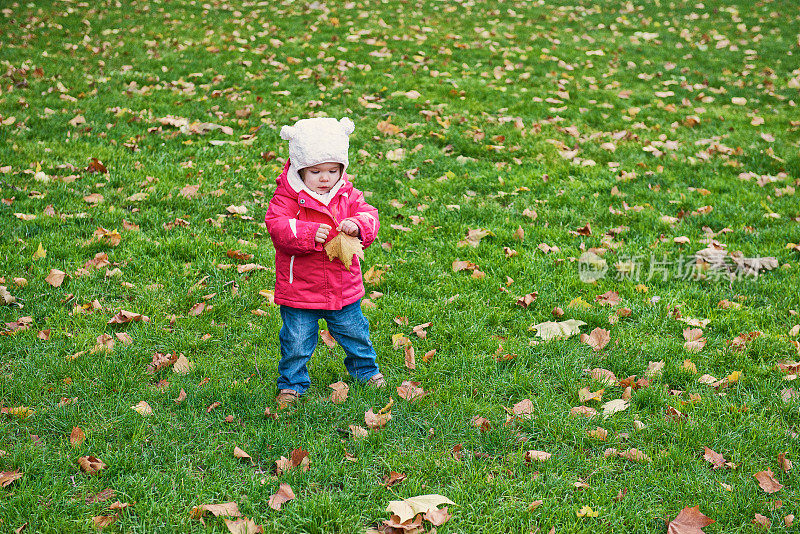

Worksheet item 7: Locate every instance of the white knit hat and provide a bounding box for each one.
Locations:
[280,117,355,172]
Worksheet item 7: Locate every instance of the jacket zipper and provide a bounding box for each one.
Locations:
[288,255,295,284]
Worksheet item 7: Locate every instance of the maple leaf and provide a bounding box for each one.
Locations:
[666,506,715,534]
[324,232,364,271]
[702,447,726,469]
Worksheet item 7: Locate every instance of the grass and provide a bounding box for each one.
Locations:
[1,0,799,532]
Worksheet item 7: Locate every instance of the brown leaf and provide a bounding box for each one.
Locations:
[667,506,715,534]
[206,402,221,413]
[190,502,241,519]
[233,446,252,463]
[132,401,153,416]
[587,427,608,440]
[324,232,364,270]
[78,456,107,475]
[224,518,264,534]
[180,184,200,199]
[45,269,66,287]
[470,415,491,431]
[702,447,726,469]
[146,351,179,374]
[319,330,337,348]
[404,343,416,370]
[365,408,391,429]
[595,291,620,306]
[92,515,118,529]
[578,387,604,404]
[412,322,431,338]
[525,450,551,462]
[570,405,597,418]
[268,483,295,511]
[778,452,792,473]
[396,381,426,402]
[457,228,492,248]
[0,470,22,487]
[329,381,349,404]
[382,471,406,488]
[70,426,85,447]
[86,158,108,174]
[423,506,452,526]
[516,293,538,308]
[188,302,206,316]
[349,425,369,439]
[107,309,149,325]
[587,368,617,385]
[227,249,254,261]
[753,514,771,529]
[754,469,783,493]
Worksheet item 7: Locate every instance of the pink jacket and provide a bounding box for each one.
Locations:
[264,160,380,310]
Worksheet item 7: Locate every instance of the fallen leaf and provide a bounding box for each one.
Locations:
[324,232,364,271]
[753,514,771,529]
[424,506,452,526]
[601,399,629,418]
[173,354,194,374]
[233,446,252,463]
[329,381,349,404]
[78,456,107,475]
[470,415,491,431]
[586,328,610,351]
[365,408,391,429]
[0,470,22,487]
[666,506,714,534]
[385,494,455,524]
[404,343,416,369]
[92,515,117,529]
[397,381,426,402]
[268,483,295,511]
[131,401,153,416]
[174,389,187,404]
[587,368,617,385]
[382,471,406,488]
[778,452,792,473]
[702,447,726,469]
[319,329,337,348]
[754,469,783,493]
[70,426,85,447]
[190,502,241,519]
[224,518,264,534]
[587,427,608,440]
[530,319,586,341]
[45,269,66,287]
[349,425,369,439]
[525,450,552,462]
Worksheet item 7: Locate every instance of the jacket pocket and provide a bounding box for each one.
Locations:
[289,255,295,284]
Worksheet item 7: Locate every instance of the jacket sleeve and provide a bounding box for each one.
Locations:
[265,193,323,255]
[347,189,380,249]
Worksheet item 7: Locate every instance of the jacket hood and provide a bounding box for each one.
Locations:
[276,159,354,206]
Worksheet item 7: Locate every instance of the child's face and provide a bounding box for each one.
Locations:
[300,162,342,194]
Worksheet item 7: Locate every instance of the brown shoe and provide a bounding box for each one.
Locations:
[365,373,387,389]
[276,389,300,409]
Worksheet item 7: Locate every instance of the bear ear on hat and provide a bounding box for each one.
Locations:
[339,117,355,136]
[280,125,296,140]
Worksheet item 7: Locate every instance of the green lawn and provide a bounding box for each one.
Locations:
[1,0,799,532]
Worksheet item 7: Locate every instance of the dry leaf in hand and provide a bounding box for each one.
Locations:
[324,232,364,271]
[667,506,714,534]
[268,483,295,511]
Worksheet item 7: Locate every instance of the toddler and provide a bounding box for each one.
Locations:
[265,117,385,408]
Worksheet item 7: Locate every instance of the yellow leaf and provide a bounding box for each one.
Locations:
[727,371,741,383]
[324,232,364,271]
[33,242,46,260]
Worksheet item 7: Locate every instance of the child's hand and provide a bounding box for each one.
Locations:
[315,224,332,243]
[338,219,360,237]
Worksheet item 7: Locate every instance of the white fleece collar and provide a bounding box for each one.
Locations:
[286,163,346,206]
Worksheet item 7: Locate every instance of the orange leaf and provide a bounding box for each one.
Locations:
[667,506,715,534]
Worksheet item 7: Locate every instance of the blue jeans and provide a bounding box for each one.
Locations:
[277,300,381,395]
